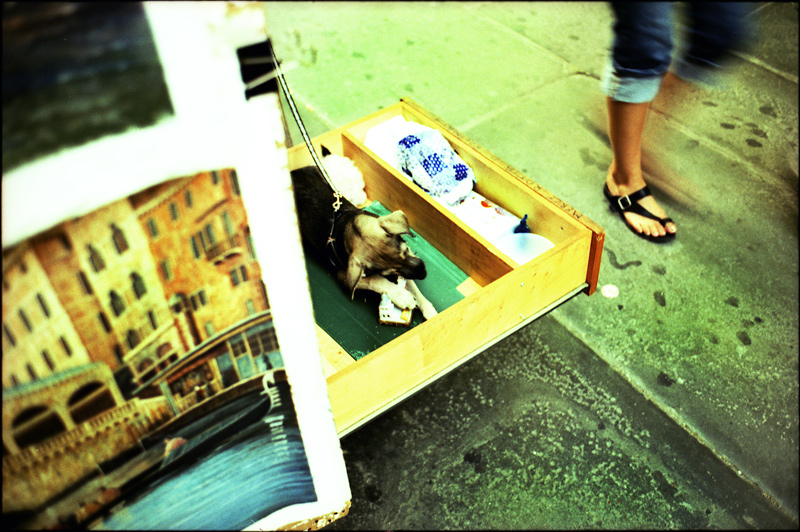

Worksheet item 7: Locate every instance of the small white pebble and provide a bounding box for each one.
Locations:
[601,284,620,298]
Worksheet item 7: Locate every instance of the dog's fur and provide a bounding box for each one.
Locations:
[291,157,437,319]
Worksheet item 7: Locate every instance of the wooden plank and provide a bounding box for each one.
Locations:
[316,326,354,377]
[326,233,591,434]
[341,132,514,287]
[457,278,481,298]
[585,230,605,295]
[397,106,581,242]
[398,98,605,292]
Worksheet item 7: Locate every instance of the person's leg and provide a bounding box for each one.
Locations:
[601,2,677,238]
[602,2,674,103]
[605,99,676,237]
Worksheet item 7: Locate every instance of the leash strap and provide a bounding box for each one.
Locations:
[267,39,343,212]
[327,209,347,269]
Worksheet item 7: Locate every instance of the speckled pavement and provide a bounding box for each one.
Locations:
[263,2,798,528]
[328,314,792,529]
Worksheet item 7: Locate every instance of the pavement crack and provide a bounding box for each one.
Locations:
[463,3,573,66]
[731,50,799,85]
[647,108,794,190]
[459,72,587,133]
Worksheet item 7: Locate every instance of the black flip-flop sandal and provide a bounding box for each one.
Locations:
[603,184,676,243]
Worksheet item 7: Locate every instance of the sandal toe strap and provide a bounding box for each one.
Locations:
[627,203,672,226]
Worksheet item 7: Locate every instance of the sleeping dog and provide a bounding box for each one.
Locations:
[290,154,437,320]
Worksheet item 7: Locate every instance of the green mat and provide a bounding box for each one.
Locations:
[305,202,469,360]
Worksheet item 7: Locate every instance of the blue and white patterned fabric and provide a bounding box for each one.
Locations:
[396,128,475,206]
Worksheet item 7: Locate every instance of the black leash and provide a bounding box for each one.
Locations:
[267,39,343,216]
[262,39,350,268]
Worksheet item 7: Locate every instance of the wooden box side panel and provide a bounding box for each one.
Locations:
[398,98,603,233]
[585,230,604,295]
[325,235,591,434]
[341,101,585,245]
[341,132,514,286]
[399,105,584,244]
[394,98,605,294]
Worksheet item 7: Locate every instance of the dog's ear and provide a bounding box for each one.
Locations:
[345,255,365,300]
[379,210,415,237]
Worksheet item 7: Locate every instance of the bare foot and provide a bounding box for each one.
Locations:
[606,167,677,238]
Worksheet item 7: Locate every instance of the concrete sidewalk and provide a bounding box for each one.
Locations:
[264,2,798,528]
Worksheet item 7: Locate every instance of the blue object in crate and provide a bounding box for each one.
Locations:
[514,214,531,234]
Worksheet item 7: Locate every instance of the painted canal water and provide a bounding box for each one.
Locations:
[94,386,317,530]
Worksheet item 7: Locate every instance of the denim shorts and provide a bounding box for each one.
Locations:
[601,2,751,103]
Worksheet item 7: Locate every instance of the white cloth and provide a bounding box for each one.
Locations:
[396,128,475,206]
[364,116,475,206]
[363,115,428,171]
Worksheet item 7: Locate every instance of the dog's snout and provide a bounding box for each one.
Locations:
[401,256,426,280]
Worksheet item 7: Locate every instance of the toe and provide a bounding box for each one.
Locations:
[625,214,645,235]
[643,220,661,237]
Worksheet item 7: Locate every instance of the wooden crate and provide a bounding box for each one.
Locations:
[287,98,604,436]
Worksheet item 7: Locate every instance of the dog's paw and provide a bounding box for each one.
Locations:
[386,286,417,310]
[418,301,438,320]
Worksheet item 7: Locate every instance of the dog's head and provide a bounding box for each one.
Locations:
[344,210,427,299]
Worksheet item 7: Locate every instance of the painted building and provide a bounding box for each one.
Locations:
[2,243,92,388]
[3,167,269,395]
[131,168,268,353]
[3,197,192,393]
[2,165,274,514]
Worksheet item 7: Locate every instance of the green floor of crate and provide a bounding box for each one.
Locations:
[305,202,469,360]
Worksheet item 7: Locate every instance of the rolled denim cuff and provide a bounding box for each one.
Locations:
[600,61,663,103]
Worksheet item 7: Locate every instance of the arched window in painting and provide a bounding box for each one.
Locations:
[111,223,129,254]
[126,329,141,350]
[88,244,105,273]
[110,290,126,317]
[131,272,147,299]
